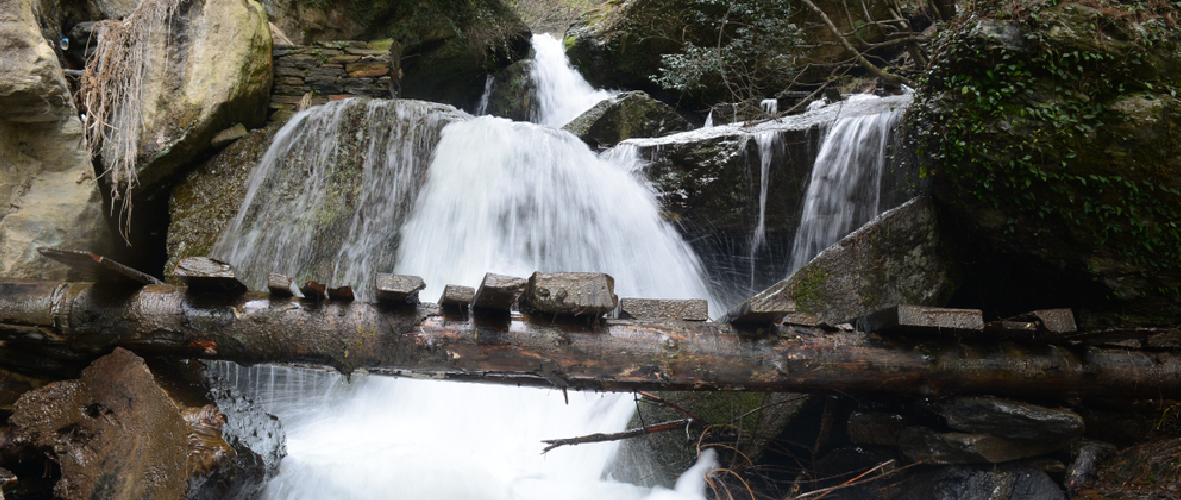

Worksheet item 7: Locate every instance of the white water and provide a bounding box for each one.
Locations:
[787,95,905,273]
[748,131,779,288]
[220,34,719,500]
[531,33,615,127]
[475,75,495,115]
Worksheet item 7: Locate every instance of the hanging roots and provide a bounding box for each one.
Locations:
[81,0,178,241]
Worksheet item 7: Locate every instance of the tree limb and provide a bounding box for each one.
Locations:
[799,0,914,86]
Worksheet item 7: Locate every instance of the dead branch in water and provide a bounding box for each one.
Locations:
[542,419,700,453]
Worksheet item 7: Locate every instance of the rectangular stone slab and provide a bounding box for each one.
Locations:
[174,257,246,294]
[439,285,475,309]
[473,273,526,311]
[619,298,708,321]
[520,272,618,318]
[375,274,425,305]
[267,273,294,296]
[856,305,983,335]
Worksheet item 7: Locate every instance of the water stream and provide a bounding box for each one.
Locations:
[214,34,719,500]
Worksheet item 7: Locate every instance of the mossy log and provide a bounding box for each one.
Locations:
[2,280,1180,398]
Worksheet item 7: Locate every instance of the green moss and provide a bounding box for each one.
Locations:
[793,266,828,314]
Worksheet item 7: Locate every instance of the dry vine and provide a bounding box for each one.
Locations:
[81,0,178,241]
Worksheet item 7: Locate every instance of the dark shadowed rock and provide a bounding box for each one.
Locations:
[520,272,618,318]
[484,59,536,122]
[1081,438,1181,497]
[847,411,906,447]
[174,257,247,294]
[562,91,691,149]
[724,197,958,325]
[907,465,1064,500]
[857,306,984,336]
[375,274,425,305]
[9,349,275,500]
[1065,439,1115,494]
[898,427,1064,465]
[618,298,708,321]
[473,273,527,311]
[936,397,1084,441]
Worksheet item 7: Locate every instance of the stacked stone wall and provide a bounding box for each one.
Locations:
[270,40,393,120]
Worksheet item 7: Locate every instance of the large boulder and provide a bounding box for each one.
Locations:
[562,90,690,149]
[723,197,958,325]
[483,58,536,121]
[0,0,111,279]
[88,0,272,197]
[910,2,1181,327]
[9,348,281,500]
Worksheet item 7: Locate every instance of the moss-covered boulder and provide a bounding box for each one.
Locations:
[562,90,691,148]
[484,58,537,121]
[723,197,958,325]
[909,0,1181,327]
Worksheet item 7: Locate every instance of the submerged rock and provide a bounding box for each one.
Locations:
[724,197,958,325]
[9,349,279,500]
[562,91,690,149]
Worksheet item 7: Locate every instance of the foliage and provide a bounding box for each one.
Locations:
[910,0,1181,297]
[651,0,803,104]
[504,0,605,34]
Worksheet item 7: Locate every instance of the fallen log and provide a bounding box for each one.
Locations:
[2,280,1181,398]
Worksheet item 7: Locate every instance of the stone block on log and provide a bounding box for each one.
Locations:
[301,281,327,301]
[174,257,246,294]
[619,298,708,321]
[327,285,354,301]
[936,396,1083,441]
[375,274,425,306]
[520,272,618,318]
[267,273,294,296]
[855,305,983,335]
[439,284,475,310]
[473,273,526,312]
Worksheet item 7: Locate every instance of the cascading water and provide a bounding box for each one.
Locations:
[211,99,465,300]
[787,95,905,273]
[531,33,615,127]
[213,31,719,500]
[748,131,779,288]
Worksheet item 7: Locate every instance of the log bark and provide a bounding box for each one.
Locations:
[3,280,1181,398]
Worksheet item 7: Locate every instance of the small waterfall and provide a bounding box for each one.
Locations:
[787,96,904,273]
[748,131,780,288]
[475,75,495,115]
[210,99,465,300]
[397,116,713,310]
[530,33,614,127]
[703,111,714,128]
[761,98,778,115]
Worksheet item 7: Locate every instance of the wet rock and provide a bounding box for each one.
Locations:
[907,464,1064,500]
[301,281,327,301]
[473,273,526,312]
[562,91,690,149]
[724,197,958,325]
[327,285,354,301]
[375,274,425,306]
[847,411,906,447]
[618,298,709,321]
[898,427,1064,465]
[856,306,984,336]
[520,272,618,318]
[174,257,247,294]
[936,397,1084,441]
[1065,439,1116,494]
[267,273,295,296]
[0,368,46,411]
[0,0,112,281]
[484,59,536,122]
[439,284,475,310]
[9,349,275,500]
[1014,309,1077,335]
[1079,438,1181,497]
[91,0,272,197]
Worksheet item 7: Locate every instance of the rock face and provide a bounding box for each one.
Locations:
[259,0,529,110]
[936,397,1084,442]
[483,58,536,121]
[0,0,111,280]
[910,2,1181,326]
[724,197,958,325]
[562,91,690,149]
[9,349,277,500]
[88,0,272,197]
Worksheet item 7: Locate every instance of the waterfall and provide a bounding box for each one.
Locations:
[787,95,904,274]
[748,131,779,288]
[531,33,615,127]
[475,75,495,115]
[211,99,465,300]
[397,117,713,309]
[211,29,719,500]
